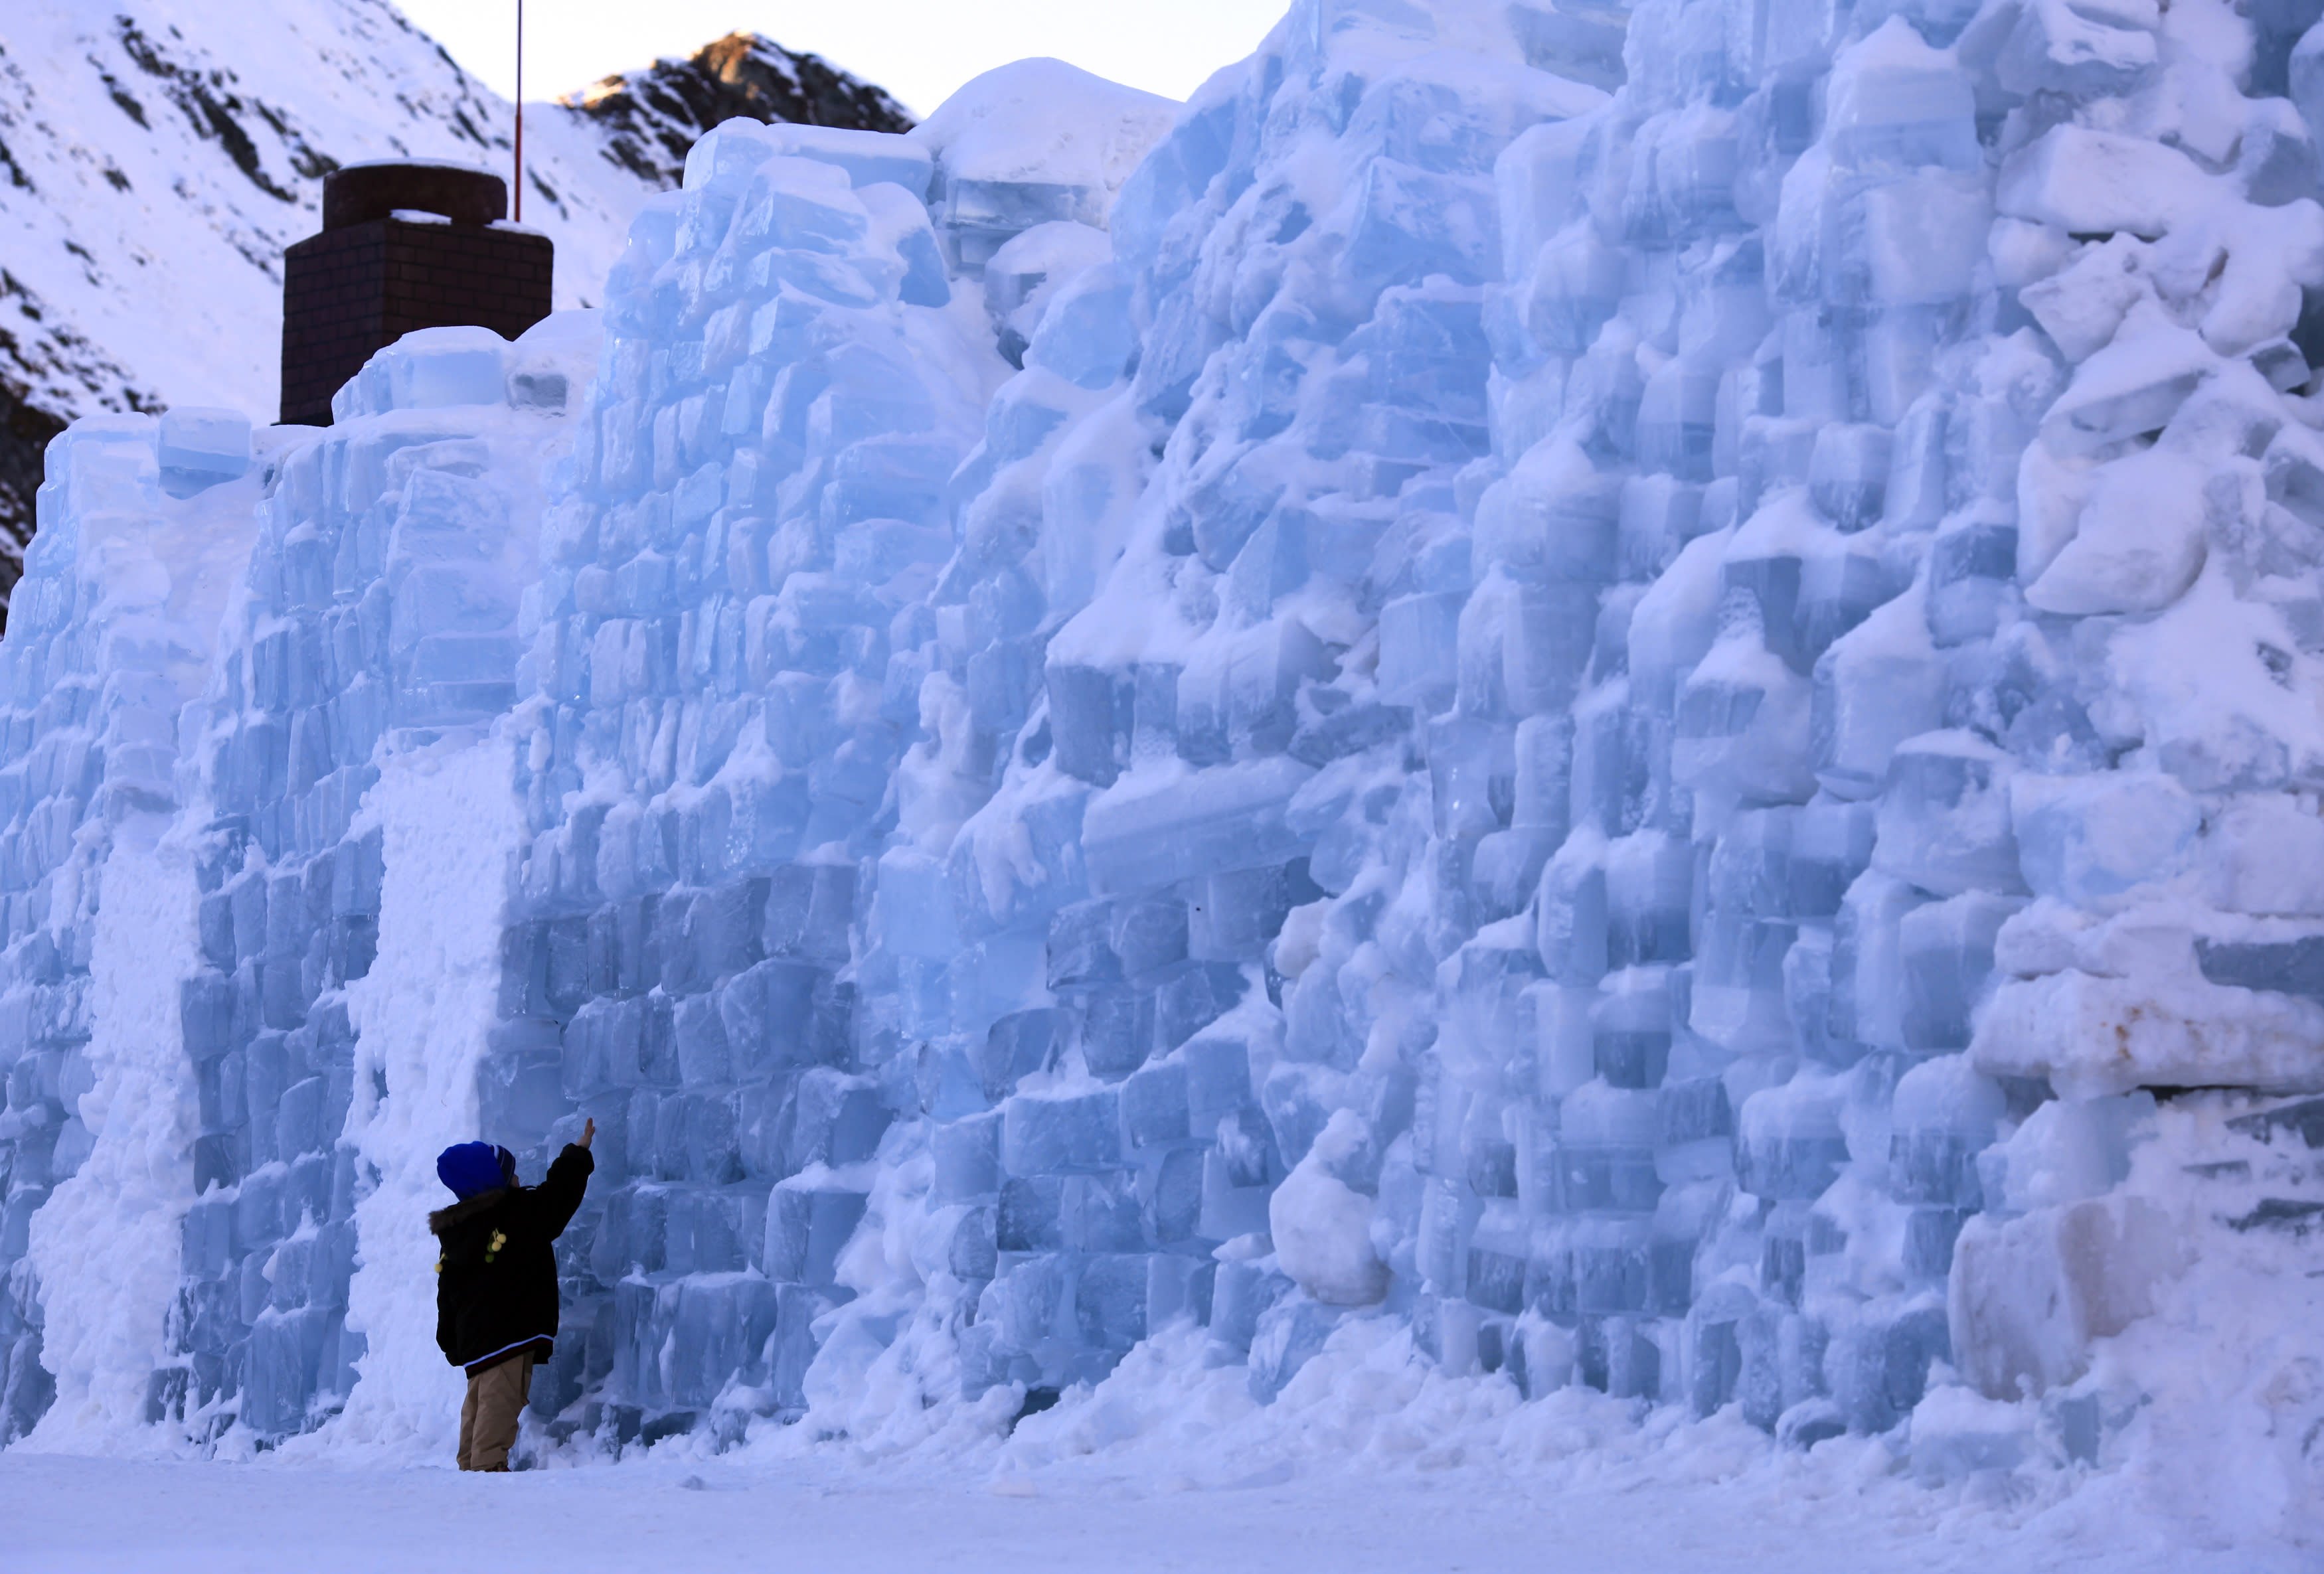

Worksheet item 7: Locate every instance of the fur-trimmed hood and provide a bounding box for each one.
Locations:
[429,1187,510,1235]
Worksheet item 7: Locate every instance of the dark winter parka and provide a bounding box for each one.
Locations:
[430,1143,594,1373]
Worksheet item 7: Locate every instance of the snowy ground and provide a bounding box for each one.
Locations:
[8,1297,2311,1570]
[0,1422,2301,1574]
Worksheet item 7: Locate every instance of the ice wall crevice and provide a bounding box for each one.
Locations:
[329,734,527,1455]
[20,817,201,1448]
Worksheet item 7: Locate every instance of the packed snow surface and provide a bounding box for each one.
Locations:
[1,1412,2307,1574]
[0,0,2321,1561]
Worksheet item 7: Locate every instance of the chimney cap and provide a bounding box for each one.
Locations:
[322,162,507,230]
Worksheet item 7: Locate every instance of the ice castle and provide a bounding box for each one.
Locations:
[3,0,2322,1483]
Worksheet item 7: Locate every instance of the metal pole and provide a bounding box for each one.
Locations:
[513,0,524,223]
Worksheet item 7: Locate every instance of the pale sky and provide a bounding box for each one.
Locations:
[392,1,1286,119]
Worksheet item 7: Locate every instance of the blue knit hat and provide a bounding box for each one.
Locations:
[437,1142,516,1200]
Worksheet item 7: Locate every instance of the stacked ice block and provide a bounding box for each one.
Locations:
[0,408,261,1441]
[4,0,2324,1462]
[149,319,591,1441]
[497,118,992,1431]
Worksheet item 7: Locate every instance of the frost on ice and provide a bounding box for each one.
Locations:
[1,0,2323,1533]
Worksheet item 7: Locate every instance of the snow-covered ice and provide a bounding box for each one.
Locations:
[1,0,2321,1560]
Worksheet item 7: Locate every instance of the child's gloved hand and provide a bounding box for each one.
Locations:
[579,1117,596,1150]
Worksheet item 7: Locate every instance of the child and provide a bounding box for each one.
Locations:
[430,1119,595,1470]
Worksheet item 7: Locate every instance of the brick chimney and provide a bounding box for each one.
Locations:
[279,163,553,427]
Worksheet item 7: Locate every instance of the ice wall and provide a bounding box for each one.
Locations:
[481,0,2324,1456]
[159,317,598,1443]
[0,319,598,1447]
[0,410,262,1441]
[5,0,2324,1494]
[494,105,1019,1433]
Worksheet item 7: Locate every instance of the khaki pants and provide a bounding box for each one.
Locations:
[456,1350,534,1472]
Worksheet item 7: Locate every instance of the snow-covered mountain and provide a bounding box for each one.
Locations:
[0,1,910,609]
